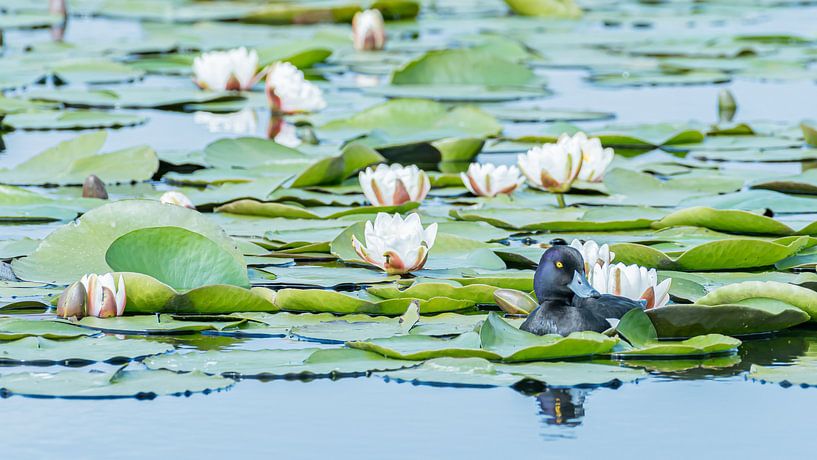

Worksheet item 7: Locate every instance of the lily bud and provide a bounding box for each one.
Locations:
[265,62,326,114]
[461,163,524,197]
[718,89,737,122]
[56,281,86,319]
[517,133,583,193]
[160,191,195,209]
[352,212,437,275]
[193,47,259,91]
[82,174,108,199]
[493,289,536,315]
[358,163,430,206]
[352,9,386,51]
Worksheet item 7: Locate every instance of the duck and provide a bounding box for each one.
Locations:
[520,244,643,336]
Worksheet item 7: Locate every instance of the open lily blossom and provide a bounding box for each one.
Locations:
[571,132,615,182]
[461,163,524,197]
[353,9,386,51]
[591,262,671,309]
[193,47,260,91]
[517,136,582,193]
[265,61,326,114]
[359,163,430,206]
[570,239,614,279]
[160,191,195,209]
[57,273,126,319]
[352,213,438,275]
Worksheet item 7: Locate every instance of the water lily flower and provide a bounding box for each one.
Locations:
[517,135,582,194]
[352,212,437,275]
[359,163,430,206]
[57,274,126,319]
[460,163,524,197]
[352,9,386,51]
[591,263,671,309]
[569,239,614,279]
[82,174,108,199]
[193,47,259,91]
[265,61,326,114]
[193,109,257,135]
[160,191,195,209]
[572,132,614,182]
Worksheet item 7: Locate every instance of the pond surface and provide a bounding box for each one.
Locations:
[1,0,817,458]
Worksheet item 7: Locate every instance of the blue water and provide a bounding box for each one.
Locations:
[2,3,817,459]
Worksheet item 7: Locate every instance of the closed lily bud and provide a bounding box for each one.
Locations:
[358,163,430,206]
[82,174,108,199]
[461,163,524,197]
[265,62,326,114]
[352,213,437,275]
[493,289,536,315]
[518,133,583,193]
[193,47,259,91]
[718,89,737,122]
[352,9,386,51]
[160,191,195,209]
[56,281,86,319]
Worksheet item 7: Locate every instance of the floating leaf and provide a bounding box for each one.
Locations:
[0,336,173,364]
[697,281,817,320]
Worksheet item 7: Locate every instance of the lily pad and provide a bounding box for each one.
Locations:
[0,366,233,399]
[69,314,247,335]
[0,318,96,340]
[0,336,173,364]
[0,132,158,186]
[274,289,474,315]
[13,199,244,283]
[2,110,148,131]
[697,281,817,320]
[106,226,250,290]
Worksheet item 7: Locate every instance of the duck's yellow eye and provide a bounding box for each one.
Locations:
[556,261,564,269]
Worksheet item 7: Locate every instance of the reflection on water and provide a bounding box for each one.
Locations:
[537,388,589,430]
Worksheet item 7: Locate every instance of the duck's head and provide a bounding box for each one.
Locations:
[534,245,599,302]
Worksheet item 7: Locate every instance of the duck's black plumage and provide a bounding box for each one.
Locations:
[520,245,642,336]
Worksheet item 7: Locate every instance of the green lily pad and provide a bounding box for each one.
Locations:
[348,331,496,360]
[479,313,618,362]
[145,348,414,379]
[106,226,250,290]
[697,281,817,320]
[367,281,498,304]
[68,314,247,335]
[612,236,810,271]
[0,132,158,186]
[751,170,817,195]
[615,309,741,358]
[51,59,144,85]
[2,110,148,131]
[0,336,173,364]
[215,199,419,220]
[646,300,810,338]
[653,207,796,236]
[450,205,665,231]
[274,289,474,315]
[290,143,385,188]
[503,0,582,18]
[13,199,244,283]
[26,87,244,110]
[0,366,233,399]
[0,318,97,340]
[392,48,539,87]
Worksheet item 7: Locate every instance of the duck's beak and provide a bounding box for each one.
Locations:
[568,270,600,298]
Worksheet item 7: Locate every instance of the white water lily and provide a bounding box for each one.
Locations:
[352,9,386,51]
[460,163,524,197]
[517,135,582,193]
[193,47,259,91]
[80,273,127,318]
[591,263,671,309]
[193,109,257,135]
[160,191,195,209]
[265,61,326,114]
[570,239,614,279]
[352,213,437,274]
[571,132,615,182]
[359,163,430,206]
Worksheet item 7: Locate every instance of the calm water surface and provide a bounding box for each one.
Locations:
[1,3,817,459]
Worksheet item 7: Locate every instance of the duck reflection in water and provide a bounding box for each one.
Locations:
[536,388,589,428]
